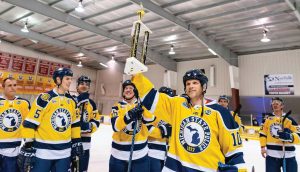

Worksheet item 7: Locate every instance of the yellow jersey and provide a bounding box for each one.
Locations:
[132,73,246,172]
[259,113,300,158]
[22,89,81,159]
[110,100,160,160]
[0,96,30,157]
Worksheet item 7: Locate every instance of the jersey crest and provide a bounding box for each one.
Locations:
[179,116,211,153]
[51,108,71,132]
[0,108,22,132]
[270,123,282,138]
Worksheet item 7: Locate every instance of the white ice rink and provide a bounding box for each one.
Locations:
[89,125,300,172]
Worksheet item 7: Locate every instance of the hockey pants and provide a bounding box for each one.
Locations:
[266,156,298,172]
[109,155,150,172]
[0,155,19,172]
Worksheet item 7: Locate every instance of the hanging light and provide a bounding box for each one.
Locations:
[99,62,108,68]
[260,29,270,43]
[77,61,83,67]
[21,20,29,33]
[208,48,217,55]
[169,45,175,55]
[75,0,84,12]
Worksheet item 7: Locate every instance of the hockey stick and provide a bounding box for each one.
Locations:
[233,104,242,120]
[71,156,80,172]
[127,89,142,172]
[281,110,292,172]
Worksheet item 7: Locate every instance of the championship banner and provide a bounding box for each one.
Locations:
[49,62,61,76]
[23,57,37,94]
[11,55,25,72]
[0,52,11,71]
[264,74,294,95]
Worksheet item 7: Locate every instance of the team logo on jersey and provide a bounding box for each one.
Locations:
[51,108,71,132]
[179,116,211,153]
[270,123,282,138]
[205,110,211,115]
[123,120,142,135]
[41,93,50,101]
[0,109,22,132]
[16,101,21,105]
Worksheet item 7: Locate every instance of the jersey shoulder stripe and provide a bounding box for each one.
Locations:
[89,98,97,110]
[206,103,238,129]
[16,97,31,109]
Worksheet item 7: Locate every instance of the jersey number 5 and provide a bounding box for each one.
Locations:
[231,132,242,146]
[34,109,41,118]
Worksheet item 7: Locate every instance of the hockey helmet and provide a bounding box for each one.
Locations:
[159,86,175,97]
[218,95,230,102]
[53,68,73,85]
[77,75,91,86]
[183,69,208,93]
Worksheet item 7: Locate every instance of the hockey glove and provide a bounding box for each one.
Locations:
[278,128,294,142]
[218,162,238,172]
[71,141,84,158]
[81,122,92,133]
[124,104,144,124]
[17,142,36,172]
[77,92,90,102]
[158,122,172,138]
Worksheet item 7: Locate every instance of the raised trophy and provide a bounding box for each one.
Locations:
[124,3,152,75]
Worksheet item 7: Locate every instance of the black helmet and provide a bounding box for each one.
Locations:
[52,68,73,85]
[122,80,138,99]
[218,95,229,102]
[77,75,91,86]
[159,86,175,97]
[271,97,284,105]
[183,69,208,93]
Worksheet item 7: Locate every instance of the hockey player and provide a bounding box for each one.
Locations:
[74,75,101,172]
[259,97,299,172]
[109,80,171,172]
[0,77,30,172]
[18,68,83,172]
[131,69,247,172]
[218,95,244,132]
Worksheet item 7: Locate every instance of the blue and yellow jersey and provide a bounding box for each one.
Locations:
[22,89,81,159]
[132,73,246,172]
[230,111,244,133]
[110,100,159,160]
[75,95,101,150]
[0,96,30,157]
[259,113,300,158]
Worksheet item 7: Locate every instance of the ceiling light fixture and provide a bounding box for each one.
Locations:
[260,29,270,43]
[169,45,175,55]
[208,48,217,55]
[77,61,83,67]
[100,62,108,68]
[21,20,29,33]
[75,0,84,12]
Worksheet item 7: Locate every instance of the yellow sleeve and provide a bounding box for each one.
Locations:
[110,103,128,132]
[286,120,300,144]
[71,101,81,139]
[22,94,46,139]
[132,73,174,124]
[259,120,268,147]
[90,99,101,134]
[149,127,162,139]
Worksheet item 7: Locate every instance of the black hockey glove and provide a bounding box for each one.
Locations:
[124,104,144,124]
[17,142,36,172]
[278,128,294,142]
[81,122,92,133]
[71,140,84,158]
[218,162,238,172]
[158,121,172,138]
[77,92,90,102]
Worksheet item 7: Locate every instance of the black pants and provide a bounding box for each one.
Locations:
[266,156,298,172]
[109,155,150,172]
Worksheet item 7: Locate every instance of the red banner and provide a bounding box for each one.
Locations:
[49,62,61,76]
[11,55,25,72]
[0,52,11,70]
[24,57,37,74]
[38,60,50,76]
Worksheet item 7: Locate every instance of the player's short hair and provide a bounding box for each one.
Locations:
[2,77,16,88]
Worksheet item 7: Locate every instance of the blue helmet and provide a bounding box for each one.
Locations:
[218,95,229,102]
[159,86,175,97]
[77,75,91,86]
[52,68,73,85]
[183,69,208,93]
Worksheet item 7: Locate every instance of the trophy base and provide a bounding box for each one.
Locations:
[124,57,148,75]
